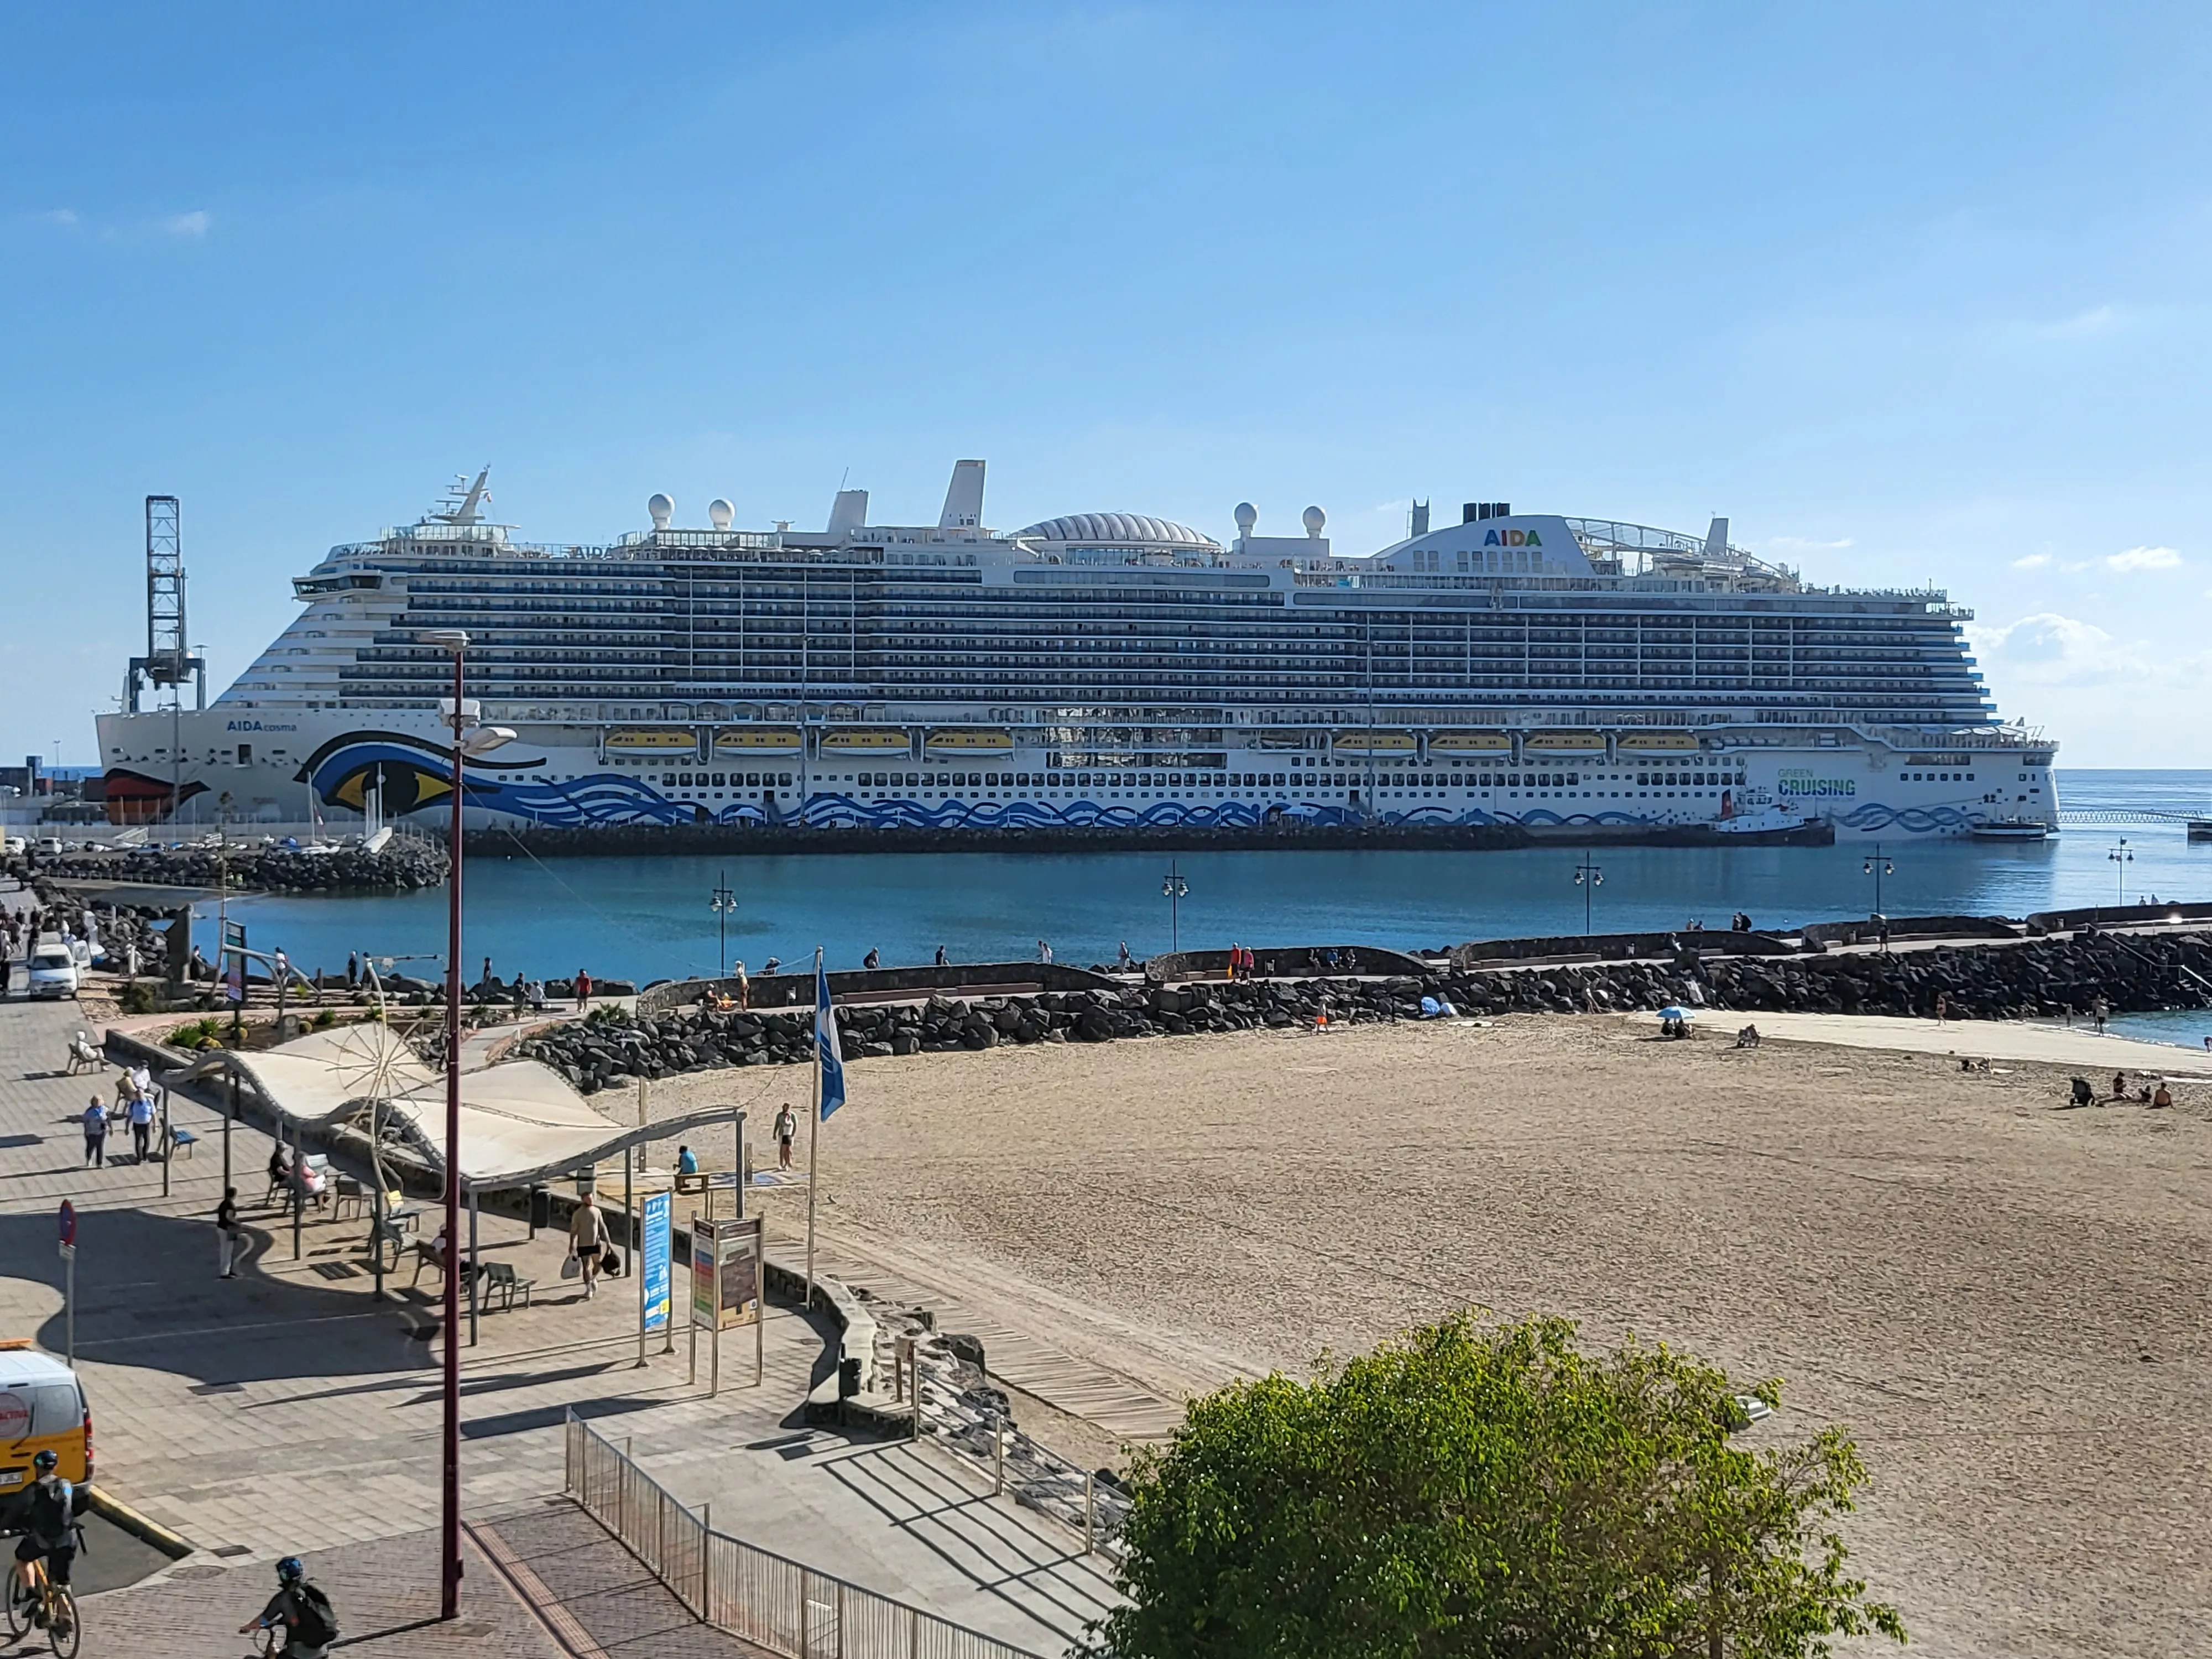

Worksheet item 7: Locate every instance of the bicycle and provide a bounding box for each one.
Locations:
[2,1531,82,1659]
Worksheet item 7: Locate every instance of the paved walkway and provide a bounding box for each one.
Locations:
[0,957,1103,1656]
[1732,1009,2212,1076]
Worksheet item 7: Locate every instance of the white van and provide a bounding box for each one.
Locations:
[25,948,79,1000]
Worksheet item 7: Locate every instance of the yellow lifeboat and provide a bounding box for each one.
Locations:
[1616,731,1701,754]
[925,727,1015,757]
[1426,729,1513,756]
[817,727,913,759]
[1523,728,1607,754]
[604,727,698,756]
[712,726,804,757]
[1332,731,1418,757]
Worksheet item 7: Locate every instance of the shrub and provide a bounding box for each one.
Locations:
[1090,1312,1905,1659]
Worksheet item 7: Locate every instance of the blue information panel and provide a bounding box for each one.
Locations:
[641,1191,671,1333]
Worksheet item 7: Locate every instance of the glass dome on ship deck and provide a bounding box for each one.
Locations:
[1016,513,1220,552]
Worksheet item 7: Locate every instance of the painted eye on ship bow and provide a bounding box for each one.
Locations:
[324,760,453,815]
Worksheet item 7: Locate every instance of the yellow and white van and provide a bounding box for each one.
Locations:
[0,1343,93,1489]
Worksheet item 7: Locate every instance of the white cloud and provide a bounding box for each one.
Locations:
[2018,304,2131,342]
[2104,545,2182,573]
[35,208,79,229]
[1972,611,2211,689]
[161,210,210,238]
[2012,552,2053,569]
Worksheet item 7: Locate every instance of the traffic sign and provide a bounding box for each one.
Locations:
[57,1200,75,1247]
[56,1243,74,1262]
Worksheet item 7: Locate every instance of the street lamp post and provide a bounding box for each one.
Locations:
[1161,859,1189,953]
[2109,837,2132,909]
[711,872,737,977]
[1572,860,1603,936]
[418,627,512,1622]
[1863,841,1895,923]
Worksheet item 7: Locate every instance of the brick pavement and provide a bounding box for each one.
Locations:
[0,956,1106,1656]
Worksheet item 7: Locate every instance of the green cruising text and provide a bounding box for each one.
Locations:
[97,467,2054,839]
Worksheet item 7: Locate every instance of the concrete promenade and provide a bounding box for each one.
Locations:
[1734,1009,2212,1076]
[0,940,1109,1654]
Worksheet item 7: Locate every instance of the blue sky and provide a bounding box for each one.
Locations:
[3,3,2207,766]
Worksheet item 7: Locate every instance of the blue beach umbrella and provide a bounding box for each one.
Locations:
[1657,1005,1692,1021]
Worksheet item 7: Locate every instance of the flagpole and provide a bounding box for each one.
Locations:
[805,945,820,1313]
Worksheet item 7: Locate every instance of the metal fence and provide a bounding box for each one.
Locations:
[928,1416,1131,1563]
[564,1410,1046,1659]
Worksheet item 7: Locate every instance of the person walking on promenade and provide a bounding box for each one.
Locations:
[935,945,947,967]
[733,960,749,1009]
[863,948,880,970]
[570,1192,609,1299]
[1225,942,1237,981]
[1117,941,1133,971]
[576,967,593,1010]
[217,1186,243,1277]
[774,1102,797,1171]
[346,951,358,988]
[1037,938,1052,964]
[81,1095,108,1168]
[127,1088,155,1163]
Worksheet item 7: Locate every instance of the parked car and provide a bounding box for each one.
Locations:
[0,834,24,855]
[33,837,64,857]
[25,948,79,999]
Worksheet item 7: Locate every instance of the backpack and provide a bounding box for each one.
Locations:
[291,1583,338,1647]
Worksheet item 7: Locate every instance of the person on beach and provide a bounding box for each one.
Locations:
[2091,995,2109,1035]
[81,1095,108,1167]
[569,1193,609,1300]
[2153,1082,2173,1109]
[774,1102,797,1170]
[576,968,592,1010]
[1934,992,1949,1026]
[733,960,749,1009]
[2111,1070,2127,1103]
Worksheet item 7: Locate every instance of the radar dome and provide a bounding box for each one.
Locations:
[1234,502,1258,534]
[1302,505,1327,537]
[647,493,674,529]
[708,498,734,530]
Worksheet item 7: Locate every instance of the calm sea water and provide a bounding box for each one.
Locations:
[212,770,2212,987]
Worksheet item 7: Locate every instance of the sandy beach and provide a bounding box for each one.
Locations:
[649,1016,2211,1656]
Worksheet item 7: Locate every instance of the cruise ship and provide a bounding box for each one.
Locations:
[95,463,2056,839]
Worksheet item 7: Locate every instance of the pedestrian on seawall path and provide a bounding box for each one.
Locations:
[216,1187,243,1277]
[82,1096,108,1168]
[576,968,592,1011]
[570,1192,609,1300]
[128,1088,155,1162]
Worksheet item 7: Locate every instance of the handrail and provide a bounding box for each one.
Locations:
[564,1410,1046,1659]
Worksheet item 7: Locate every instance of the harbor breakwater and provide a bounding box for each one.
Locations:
[20,838,448,894]
[516,928,2212,1092]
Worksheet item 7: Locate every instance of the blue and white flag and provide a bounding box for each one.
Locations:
[815,954,847,1120]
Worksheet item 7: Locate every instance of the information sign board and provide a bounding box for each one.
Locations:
[641,1192,671,1334]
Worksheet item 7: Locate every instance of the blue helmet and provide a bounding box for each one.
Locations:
[276,1556,305,1584]
[30,1451,56,1474]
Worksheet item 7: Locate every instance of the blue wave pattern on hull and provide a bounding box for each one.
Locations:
[304,744,1933,833]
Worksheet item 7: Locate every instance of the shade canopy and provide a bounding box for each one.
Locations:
[170,1023,743,1191]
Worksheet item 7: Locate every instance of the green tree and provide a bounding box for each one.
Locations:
[1088,1313,1904,1659]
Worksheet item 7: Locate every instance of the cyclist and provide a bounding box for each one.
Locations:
[238,1556,338,1658]
[1,1449,78,1634]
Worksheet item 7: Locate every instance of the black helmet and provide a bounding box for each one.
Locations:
[275,1556,305,1584]
[30,1451,56,1474]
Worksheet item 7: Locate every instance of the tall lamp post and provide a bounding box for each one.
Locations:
[1572,859,1603,936]
[2109,837,2132,908]
[1161,859,1189,953]
[418,628,513,1621]
[711,871,737,977]
[1863,841,1895,924]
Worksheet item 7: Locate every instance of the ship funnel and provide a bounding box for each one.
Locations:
[827,488,870,536]
[1411,500,1429,538]
[938,459,985,528]
[1703,517,1730,559]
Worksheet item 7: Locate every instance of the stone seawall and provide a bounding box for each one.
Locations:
[24,838,448,894]
[515,929,2212,1092]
